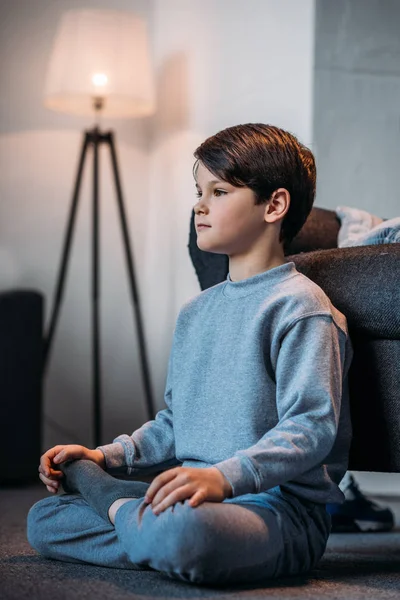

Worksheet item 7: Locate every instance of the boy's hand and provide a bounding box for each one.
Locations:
[144,466,233,514]
[38,445,105,494]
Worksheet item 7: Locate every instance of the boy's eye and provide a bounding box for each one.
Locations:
[195,189,227,199]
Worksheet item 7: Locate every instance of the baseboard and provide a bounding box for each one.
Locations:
[351,471,400,497]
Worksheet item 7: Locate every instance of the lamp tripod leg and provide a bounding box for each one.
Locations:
[107,132,156,421]
[43,132,90,376]
[92,130,102,448]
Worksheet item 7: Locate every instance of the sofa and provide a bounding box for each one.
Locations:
[188,206,400,473]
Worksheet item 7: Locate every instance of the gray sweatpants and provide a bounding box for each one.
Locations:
[27,484,331,586]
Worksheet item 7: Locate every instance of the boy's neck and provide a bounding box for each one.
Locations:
[228,249,286,282]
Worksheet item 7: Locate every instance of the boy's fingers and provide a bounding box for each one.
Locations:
[39,471,61,486]
[152,485,192,514]
[53,452,65,464]
[47,470,64,480]
[145,470,178,502]
[38,465,63,478]
[53,448,81,464]
[39,472,59,487]
[151,479,182,507]
[40,457,54,476]
[50,470,64,478]
[40,446,66,471]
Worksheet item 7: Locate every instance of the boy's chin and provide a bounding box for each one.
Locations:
[196,239,226,255]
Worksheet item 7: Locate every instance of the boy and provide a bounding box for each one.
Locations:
[28,123,353,586]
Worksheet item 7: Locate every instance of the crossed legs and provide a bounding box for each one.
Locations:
[27,482,330,585]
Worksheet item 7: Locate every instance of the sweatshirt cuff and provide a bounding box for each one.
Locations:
[97,435,136,470]
[96,442,125,469]
[213,455,260,497]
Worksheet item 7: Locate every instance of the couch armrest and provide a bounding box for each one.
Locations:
[288,243,400,339]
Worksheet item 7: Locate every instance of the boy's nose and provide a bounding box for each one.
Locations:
[194,201,208,214]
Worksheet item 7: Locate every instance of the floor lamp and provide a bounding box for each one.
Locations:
[43,9,157,447]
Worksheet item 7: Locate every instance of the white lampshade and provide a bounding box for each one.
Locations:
[44,9,156,118]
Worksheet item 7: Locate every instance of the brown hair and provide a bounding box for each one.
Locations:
[193,123,316,248]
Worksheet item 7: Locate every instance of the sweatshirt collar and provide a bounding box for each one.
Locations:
[222,261,297,298]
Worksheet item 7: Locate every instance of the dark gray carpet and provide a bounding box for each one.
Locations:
[1,483,400,599]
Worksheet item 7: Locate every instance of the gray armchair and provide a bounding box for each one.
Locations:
[188,207,400,473]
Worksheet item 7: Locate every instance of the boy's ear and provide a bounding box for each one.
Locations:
[263,188,290,224]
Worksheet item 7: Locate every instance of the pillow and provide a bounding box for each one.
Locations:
[341,216,400,246]
[336,206,383,247]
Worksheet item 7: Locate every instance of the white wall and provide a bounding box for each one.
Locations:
[0,0,316,451]
[0,0,154,449]
[146,0,317,408]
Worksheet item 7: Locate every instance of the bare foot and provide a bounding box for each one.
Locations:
[108,498,133,525]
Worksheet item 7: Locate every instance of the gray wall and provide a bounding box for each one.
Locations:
[314,0,400,493]
[314,0,400,217]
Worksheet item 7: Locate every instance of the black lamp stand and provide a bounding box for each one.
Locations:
[42,126,156,447]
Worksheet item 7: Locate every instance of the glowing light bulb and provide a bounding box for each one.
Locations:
[92,73,108,88]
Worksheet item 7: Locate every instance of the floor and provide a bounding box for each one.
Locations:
[1,483,400,600]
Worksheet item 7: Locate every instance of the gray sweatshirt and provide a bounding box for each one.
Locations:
[98,261,353,505]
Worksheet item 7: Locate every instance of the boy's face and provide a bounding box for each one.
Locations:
[193,162,269,256]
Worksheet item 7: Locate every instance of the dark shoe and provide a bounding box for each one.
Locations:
[327,474,395,533]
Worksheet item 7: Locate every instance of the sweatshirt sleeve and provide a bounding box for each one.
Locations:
[96,349,181,475]
[213,314,349,497]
